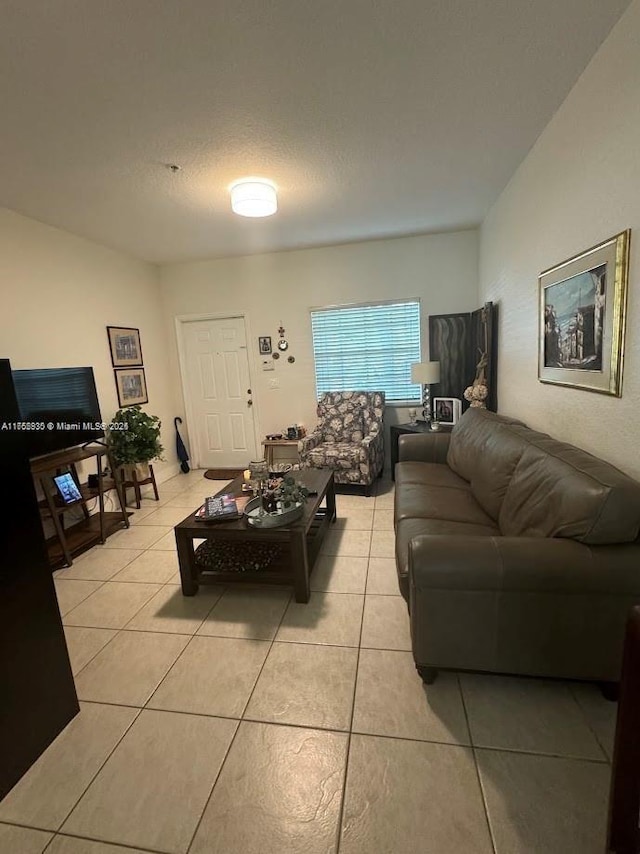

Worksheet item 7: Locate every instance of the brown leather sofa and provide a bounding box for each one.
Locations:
[394,408,640,687]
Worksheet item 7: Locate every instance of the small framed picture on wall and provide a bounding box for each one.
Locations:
[114,367,148,407]
[258,336,272,354]
[107,326,143,367]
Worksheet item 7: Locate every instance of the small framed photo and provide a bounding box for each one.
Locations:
[433,397,461,425]
[107,326,143,367]
[258,336,272,354]
[114,367,148,407]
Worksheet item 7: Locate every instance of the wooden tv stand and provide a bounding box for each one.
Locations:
[31,444,130,568]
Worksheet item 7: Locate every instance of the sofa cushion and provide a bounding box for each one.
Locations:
[395,517,499,599]
[446,409,527,520]
[395,461,471,490]
[500,435,640,544]
[395,483,496,527]
[306,441,366,469]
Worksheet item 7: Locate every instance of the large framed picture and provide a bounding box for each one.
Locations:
[107,326,143,367]
[114,367,148,407]
[433,397,461,425]
[539,230,630,396]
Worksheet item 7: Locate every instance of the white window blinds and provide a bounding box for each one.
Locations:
[310,300,421,402]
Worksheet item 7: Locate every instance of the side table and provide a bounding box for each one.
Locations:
[390,422,454,481]
[262,438,299,468]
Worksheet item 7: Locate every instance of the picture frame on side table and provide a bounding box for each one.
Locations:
[114,367,148,407]
[539,230,630,396]
[433,397,461,425]
[107,326,143,367]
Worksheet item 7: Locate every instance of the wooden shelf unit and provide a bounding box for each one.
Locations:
[31,444,130,568]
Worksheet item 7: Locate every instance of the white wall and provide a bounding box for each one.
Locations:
[479,0,640,479]
[0,208,178,480]
[159,230,479,467]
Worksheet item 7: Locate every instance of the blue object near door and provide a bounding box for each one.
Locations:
[174,416,190,473]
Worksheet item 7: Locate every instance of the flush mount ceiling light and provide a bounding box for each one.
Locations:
[230,179,277,217]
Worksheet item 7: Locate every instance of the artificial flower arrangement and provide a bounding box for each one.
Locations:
[263,475,309,513]
[463,382,488,408]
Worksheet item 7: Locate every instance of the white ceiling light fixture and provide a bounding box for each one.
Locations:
[230,179,277,218]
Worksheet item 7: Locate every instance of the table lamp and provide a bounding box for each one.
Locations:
[411,361,441,422]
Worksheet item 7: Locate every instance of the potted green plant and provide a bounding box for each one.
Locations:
[107,405,164,479]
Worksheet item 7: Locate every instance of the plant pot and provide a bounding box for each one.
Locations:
[119,462,150,482]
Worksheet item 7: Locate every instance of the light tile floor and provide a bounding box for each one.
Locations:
[0,472,616,854]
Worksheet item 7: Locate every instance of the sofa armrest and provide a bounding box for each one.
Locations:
[398,432,450,464]
[408,535,640,681]
[298,431,323,455]
[362,423,382,449]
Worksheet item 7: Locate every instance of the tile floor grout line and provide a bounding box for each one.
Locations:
[117,573,201,634]
[177,717,247,854]
[458,676,498,854]
[470,746,499,854]
[68,698,612,764]
[47,704,145,839]
[55,553,140,583]
[237,592,294,722]
[140,596,225,711]
[42,827,172,854]
[68,625,124,680]
[566,682,613,761]
[183,589,295,854]
[471,742,612,765]
[55,578,108,620]
[334,538,371,854]
[63,612,411,649]
[61,577,164,632]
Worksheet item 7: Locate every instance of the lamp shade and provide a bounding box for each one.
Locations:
[411,361,440,385]
[230,180,277,217]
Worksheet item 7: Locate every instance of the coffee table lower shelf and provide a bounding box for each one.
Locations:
[175,471,335,604]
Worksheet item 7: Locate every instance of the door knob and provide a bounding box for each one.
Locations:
[247,399,253,406]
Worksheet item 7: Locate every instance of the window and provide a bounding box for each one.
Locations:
[310,299,421,403]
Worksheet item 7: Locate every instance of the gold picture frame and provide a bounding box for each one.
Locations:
[538,230,630,396]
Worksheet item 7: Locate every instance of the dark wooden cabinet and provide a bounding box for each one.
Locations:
[0,359,79,800]
[390,422,453,480]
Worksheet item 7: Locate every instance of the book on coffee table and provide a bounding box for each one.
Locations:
[194,493,249,522]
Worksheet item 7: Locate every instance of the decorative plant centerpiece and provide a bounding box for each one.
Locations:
[268,475,308,511]
[107,405,164,476]
[246,474,309,528]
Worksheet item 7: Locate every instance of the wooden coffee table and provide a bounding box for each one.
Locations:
[174,469,336,603]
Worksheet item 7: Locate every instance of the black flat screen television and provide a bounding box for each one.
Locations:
[12,367,104,458]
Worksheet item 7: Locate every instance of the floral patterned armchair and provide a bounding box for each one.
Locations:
[298,391,385,493]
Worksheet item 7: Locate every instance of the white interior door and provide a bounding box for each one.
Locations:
[181,316,258,468]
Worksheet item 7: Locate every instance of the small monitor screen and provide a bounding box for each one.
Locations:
[53,473,82,504]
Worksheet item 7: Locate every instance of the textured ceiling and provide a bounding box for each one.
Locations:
[0,0,631,263]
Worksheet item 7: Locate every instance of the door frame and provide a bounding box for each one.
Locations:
[175,311,260,469]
